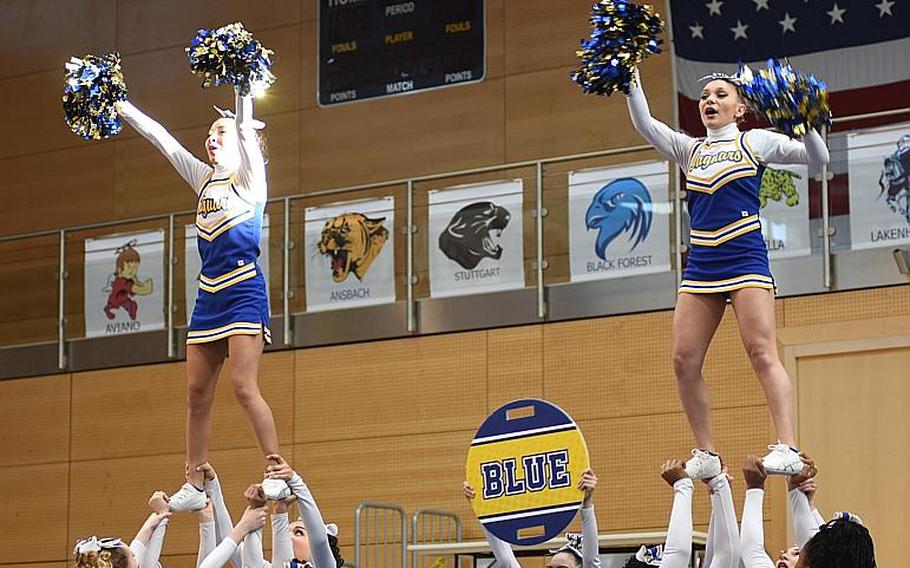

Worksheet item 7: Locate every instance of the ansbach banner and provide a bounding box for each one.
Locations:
[84,229,165,338]
[759,163,811,259]
[848,123,910,251]
[186,215,270,319]
[429,180,525,298]
[466,399,589,546]
[304,197,396,312]
[568,161,672,282]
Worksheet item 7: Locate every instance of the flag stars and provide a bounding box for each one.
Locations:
[779,12,797,33]
[706,0,724,16]
[753,0,770,11]
[827,3,846,24]
[689,23,705,39]
[875,0,894,17]
[730,19,749,39]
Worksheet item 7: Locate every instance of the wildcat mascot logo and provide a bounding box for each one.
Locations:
[318,213,389,282]
[585,178,652,260]
[879,134,910,224]
[439,201,511,270]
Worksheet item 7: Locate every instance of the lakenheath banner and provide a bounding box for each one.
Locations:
[465,399,589,546]
[568,161,671,282]
[429,180,524,298]
[759,163,811,260]
[185,215,271,319]
[84,229,165,338]
[304,197,396,312]
[848,123,910,251]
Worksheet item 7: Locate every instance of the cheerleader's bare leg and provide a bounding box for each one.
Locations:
[672,293,726,451]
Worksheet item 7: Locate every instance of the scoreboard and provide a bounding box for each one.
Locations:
[318,0,486,106]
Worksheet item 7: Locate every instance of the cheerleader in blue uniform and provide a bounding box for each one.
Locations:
[115,89,289,511]
[625,68,830,479]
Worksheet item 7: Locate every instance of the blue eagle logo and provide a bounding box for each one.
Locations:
[585,177,653,260]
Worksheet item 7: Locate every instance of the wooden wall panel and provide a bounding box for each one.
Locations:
[294,332,488,442]
[487,325,543,411]
[0,463,69,562]
[71,351,294,461]
[782,285,910,327]
[115,1,302,55]
[0,236,61,346]
[293,429,479,547]
[0,0,115,78]
[797,347,910,568]
[0,69,80,160]
[299,77,506,192]
[0,374,70,467]
[503,0,597,75]
[543,308,767,421]
[0,144,116,237]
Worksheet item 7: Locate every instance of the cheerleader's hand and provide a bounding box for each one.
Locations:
[578,469,597,507]
[265,453,295,481]
[463,481,475,501]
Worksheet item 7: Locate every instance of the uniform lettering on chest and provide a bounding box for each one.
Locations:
[198,195,230,218]
[692,149,744,170]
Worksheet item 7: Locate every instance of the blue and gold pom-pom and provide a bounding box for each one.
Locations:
[571,0,665,96]
[737,59,831,138]
[186,22,275,97]
[62,53,128,140]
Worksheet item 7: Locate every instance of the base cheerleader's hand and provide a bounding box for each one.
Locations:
[742,455,768,490]
[787,453,818,490]
[660,459,688,487]
[231,506,267,542]
[578,468,597,507]
[462,481,476,501]
[264,453,294,481]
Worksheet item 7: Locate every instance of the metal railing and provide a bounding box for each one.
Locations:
[411,509,463,568]
[355,502,409,568]
[0,107,907,371]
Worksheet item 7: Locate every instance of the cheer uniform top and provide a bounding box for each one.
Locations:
[118,94,271,344]
[626,75,829,294]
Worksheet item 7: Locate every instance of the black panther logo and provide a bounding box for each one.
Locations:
[438,201,511,270]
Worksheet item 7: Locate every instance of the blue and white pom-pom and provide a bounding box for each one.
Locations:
[62,53,128,140]
[186,22,275,97]
[571,0,664,96]
[737,59,831,138]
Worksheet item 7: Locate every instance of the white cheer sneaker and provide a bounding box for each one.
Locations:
[262,478,292,501]
[761,443,803,475]
[168,482,207,512]
[684,448,722,480]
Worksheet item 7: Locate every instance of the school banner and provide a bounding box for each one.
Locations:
[568,161,671,282]
[848,123,910,251]
[84,230,165,337]
[759,163,812,259]
[429,180,524,298]
[304,197,396,312]
[185,215,271,318]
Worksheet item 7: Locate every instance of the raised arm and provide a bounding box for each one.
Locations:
[741,455,775,568]
[625,69,696,168]
[578,469,602,568]
[270,501,294,568]
[115,100,212,193]
[660,474,694,568]
[233,92,267,202]
[463,481,522,568]
[286,475,337,568]
[240,485,271,568]
[199,464,243,568]
[741,489,775,568]
[787,455,822,547]
[746,128,830,166]
[200,507,268,568]
[705,475,741,568]
[130,492,171,568]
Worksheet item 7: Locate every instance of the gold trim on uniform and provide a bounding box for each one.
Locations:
[198,263,258,293]
[689,214,761,246]
[186,321,266,344]
[679,273,775,294]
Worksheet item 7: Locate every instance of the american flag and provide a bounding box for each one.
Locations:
[668,0,910,135]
